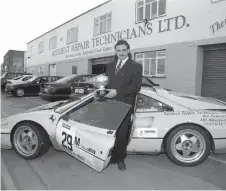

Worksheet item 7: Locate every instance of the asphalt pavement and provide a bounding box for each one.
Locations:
[1,91,226,190]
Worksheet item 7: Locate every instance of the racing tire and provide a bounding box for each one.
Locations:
[16,89,25,97]
[165,124,211,167]
[12,122,51,160]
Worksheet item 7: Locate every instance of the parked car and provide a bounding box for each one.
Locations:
[6,76,62,97]
[69,75,166,100]
[38,74,97,102]
[1,72,32,90]
[5,75,35,91]
[1,77,226,172]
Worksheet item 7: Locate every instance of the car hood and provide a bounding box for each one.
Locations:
[153,87,226,110]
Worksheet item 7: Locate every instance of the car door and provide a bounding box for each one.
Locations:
[55,97,131,172]
[28,77,41,94]
[127,93,174,153]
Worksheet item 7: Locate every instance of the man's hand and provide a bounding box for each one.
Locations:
[105,89,117,98]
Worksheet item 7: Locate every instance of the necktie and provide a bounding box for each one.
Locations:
[115,60,122,74]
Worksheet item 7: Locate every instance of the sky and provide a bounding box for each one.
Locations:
[0,0,108,64]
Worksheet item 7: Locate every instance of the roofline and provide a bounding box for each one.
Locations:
[27,0,112,44]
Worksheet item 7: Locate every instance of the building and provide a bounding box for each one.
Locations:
[2,50,26,73]
[24,51,28,73]
[26,0,226,101]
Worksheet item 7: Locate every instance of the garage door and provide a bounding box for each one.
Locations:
[92,56,115,74]
[201,44,226,102]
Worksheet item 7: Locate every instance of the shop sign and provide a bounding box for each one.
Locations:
[210,18,226,34]
[52,15,190,58]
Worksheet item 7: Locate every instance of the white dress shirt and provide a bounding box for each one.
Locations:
[116,57,129,69]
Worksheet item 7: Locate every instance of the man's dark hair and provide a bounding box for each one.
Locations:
[114,40,130,49]
[114,40,132,59]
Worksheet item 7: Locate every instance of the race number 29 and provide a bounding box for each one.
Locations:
[62,131,73,151]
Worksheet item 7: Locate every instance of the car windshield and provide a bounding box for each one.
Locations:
[12,76,23,80]
[54,75,78,83]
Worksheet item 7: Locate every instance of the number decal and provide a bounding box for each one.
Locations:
[62,131,73,151]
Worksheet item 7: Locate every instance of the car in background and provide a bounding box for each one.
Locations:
[38,74,97,102]
[69,75,169,100]
[1,72,32,90]
[5,75,35,91]
[6,75,62,97]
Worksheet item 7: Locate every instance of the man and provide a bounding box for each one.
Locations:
[105,40,143,171]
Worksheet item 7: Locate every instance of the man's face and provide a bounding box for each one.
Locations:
[115,44,130,60]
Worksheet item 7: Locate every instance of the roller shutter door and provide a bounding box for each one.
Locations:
[201,44,226,102]
[92,56,115,74]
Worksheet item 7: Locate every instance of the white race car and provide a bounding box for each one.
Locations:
[1,84,226,172]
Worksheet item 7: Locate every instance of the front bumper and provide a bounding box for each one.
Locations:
[5,85,14,93]
[213,138,226,154]
[1,133,12,149]
[39,92,69,101]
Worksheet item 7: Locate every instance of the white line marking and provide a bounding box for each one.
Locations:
[23,97,43,105]
[1,157,17,190]
[208,156,226,164]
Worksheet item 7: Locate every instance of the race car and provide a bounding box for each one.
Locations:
[1,77,226,172]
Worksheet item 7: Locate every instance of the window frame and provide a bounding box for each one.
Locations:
[38,41,44,54]
[49,36,57,50]
[93,12,112,37]
[67,27,78,45]
[135,93,174,113]
[134,49,167,77]
[135,0,167,24]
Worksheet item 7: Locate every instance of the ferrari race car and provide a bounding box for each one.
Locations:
[1,82,226,172]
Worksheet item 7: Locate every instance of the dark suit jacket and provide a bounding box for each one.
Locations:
[106,58,143,107]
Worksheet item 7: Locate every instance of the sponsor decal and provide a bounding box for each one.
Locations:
[137,107,159,112]
[200,113,226,126]
[62,123,71,130]
[138,128,158,138]
[49,115,56,123]
[164,110,226,115]
[86,148,96,155]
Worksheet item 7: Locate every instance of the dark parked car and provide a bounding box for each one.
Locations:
[39,74,97,102]
[1,72,32,90]
[6,76,62,97]
[69,75,162,100]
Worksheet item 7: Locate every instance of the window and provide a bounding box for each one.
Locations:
[32,77,41,84]
[72,66,77,74]
[38,41,44,54]
[28,45,35,57]
[67,97,131,130]
[67,27,78,44]
[12,76,23,80]
[94,12,112,36]
[49,36,57,50]
[135,50,166,76]
[135,93,173,113]
[136,0,166,23]
[22,76,33,81]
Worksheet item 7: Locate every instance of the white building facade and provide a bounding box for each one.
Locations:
[26,0,226,101]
